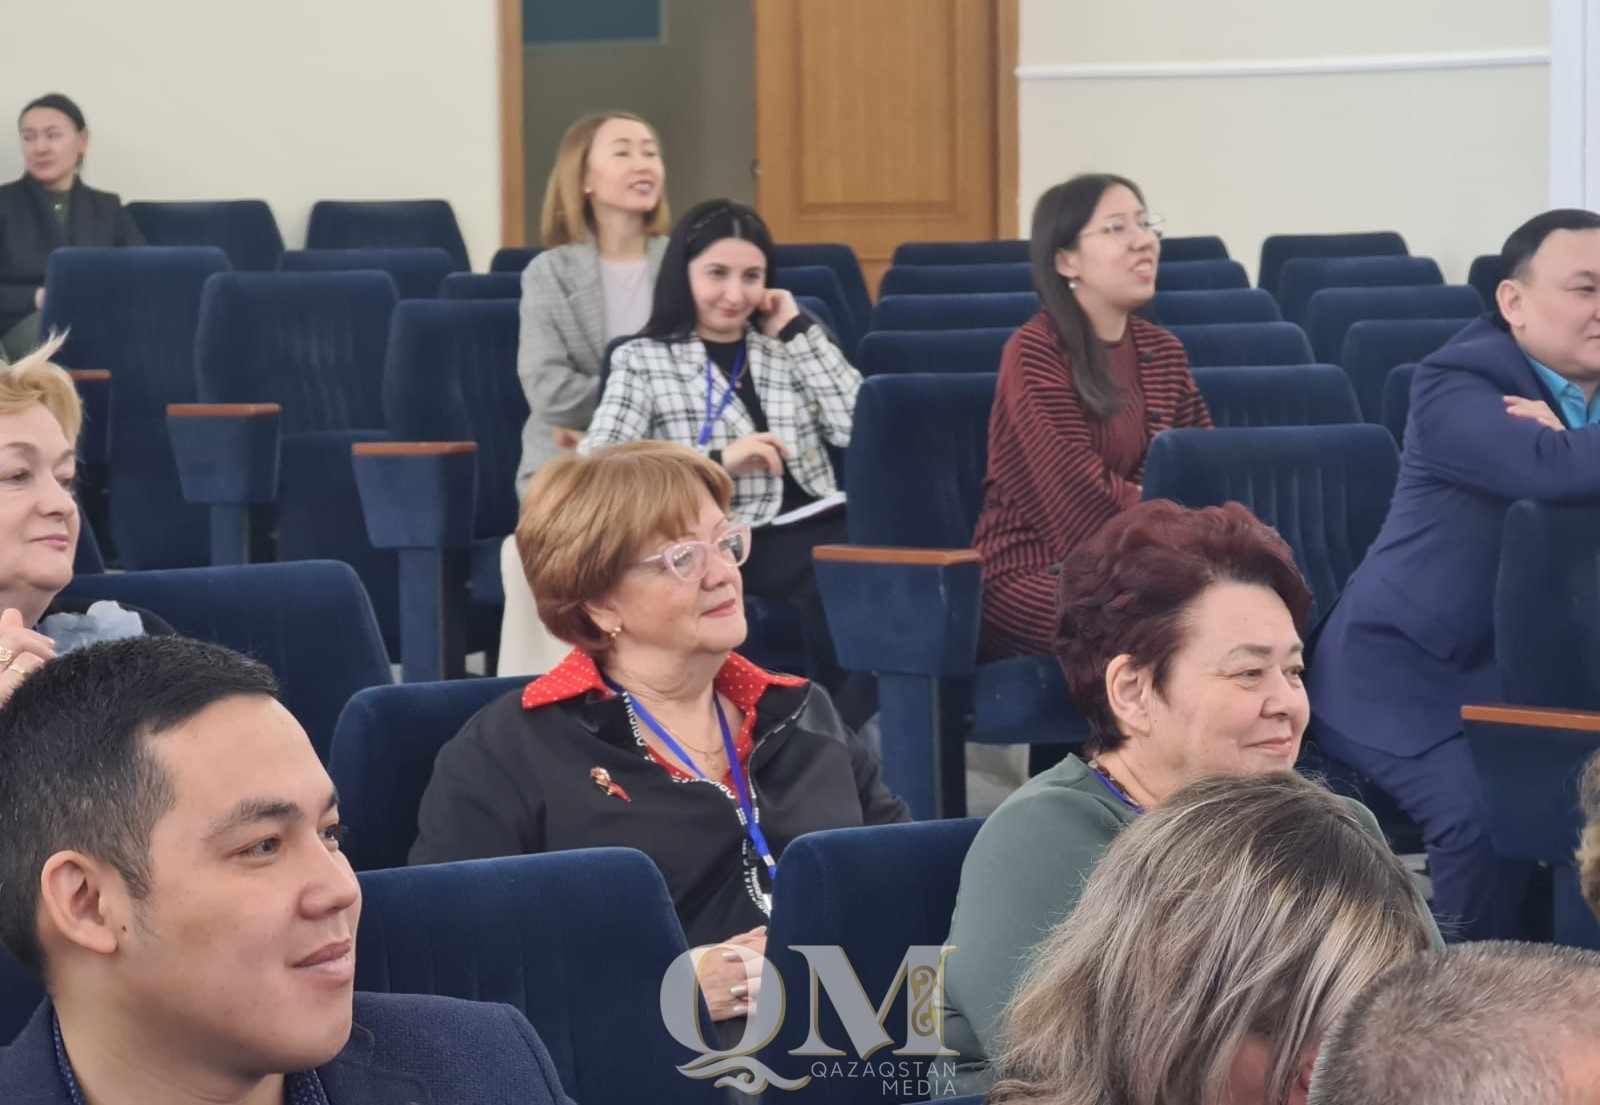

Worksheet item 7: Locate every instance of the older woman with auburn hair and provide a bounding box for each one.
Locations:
[992,772,1434,1105]
[940,499,1439,1079]
[412,441,908,1022]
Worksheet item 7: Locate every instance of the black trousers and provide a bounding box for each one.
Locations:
[743,509,875,727]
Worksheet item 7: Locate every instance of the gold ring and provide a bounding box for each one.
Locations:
[4,655,37,677]
[0,647,17,669]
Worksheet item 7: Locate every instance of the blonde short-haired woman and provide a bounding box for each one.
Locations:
[992,771,1434,1105]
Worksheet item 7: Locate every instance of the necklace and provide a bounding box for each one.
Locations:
[622,697,725,759]
[1087,757,1147,815]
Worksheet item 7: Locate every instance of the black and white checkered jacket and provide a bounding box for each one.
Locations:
[582,323,861,525]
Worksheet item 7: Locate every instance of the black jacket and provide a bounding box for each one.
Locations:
[0,174,143,333]
[410,654,910,949]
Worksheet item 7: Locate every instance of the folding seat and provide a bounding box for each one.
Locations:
[126,200,284,271]
[490,246,540,273]
[878,262,1031,297]
[1159,234,1230,262]
[1141,425,1400,620]
[279,247,456,300]
[870,292,1037,332]
[1276,255,1444,326]
[757,820,985,1102]
[774,264,861,358]
[813,373,1089,818]
[774,243,871,344]
[41,246,230,568]
[1151,288,1281,325]
[1381,363,1418,444]
[355,851,723,1103]
[1257,231,1408,296]
[1467,253,1503,308]
[856,328,1012,375]
[307,199,470,271]
[1192,364,1360,428]
[440,272,521,299]
[1167,321,1313,367]
[1303,285,1483,364]
[1154,258,1249,292]
[1339,318,1470,421]
[891,239,1027,266]
[1464,500,1600,949]
[168,271,400,653]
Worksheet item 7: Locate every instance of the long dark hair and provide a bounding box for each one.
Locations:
[1031,173,1145,420]
[641,198,776,342]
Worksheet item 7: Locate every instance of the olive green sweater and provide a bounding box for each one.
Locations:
[940,754,1444,1071]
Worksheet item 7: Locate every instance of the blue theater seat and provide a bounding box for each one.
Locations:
[1159,234,1230,262]
[1303,285,1483,364]
[1167,322,1313,367]
[1192,364,1361,428]
[490,246,541,273]
[870,292,1038,332]
[1150,288,1281,325]
[758,820,985,1103]
[1468,253,1504,309]
[879,263,1032,297]
[1257,231,1408,296]
[1382,363,1418,444]
[774,243,872,343]
[41,246,230,569]
[440,271,522,299]
[775,264,861,358]
[279,247,456,300]
[1464,500,1600,949]
[1339,318,1470,422]
[1276,255,1444,327]
[892,239,1027,266]
[307,199,470,271]
[1155,259,1249,292]
[355,851,723,1103]
[857,328,1012,375]
[126,200,284,271]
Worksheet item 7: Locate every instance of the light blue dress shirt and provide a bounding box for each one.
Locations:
[1526,354,1600,428]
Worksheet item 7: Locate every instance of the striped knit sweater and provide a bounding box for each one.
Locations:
[974,312,1211,654]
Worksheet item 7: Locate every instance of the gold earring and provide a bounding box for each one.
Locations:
[608,624,622,641]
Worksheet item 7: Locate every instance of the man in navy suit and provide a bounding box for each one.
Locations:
[0,636,574,1104]
[1309,209,1600,941]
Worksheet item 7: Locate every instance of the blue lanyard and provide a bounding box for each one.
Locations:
[602,676,778,877]
[1090,762,1146,816]
[698,344,746,447]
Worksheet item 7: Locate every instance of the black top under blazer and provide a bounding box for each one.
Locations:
[0,174,143,333]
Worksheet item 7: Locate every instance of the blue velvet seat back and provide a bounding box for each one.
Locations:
[845,373,994,549]
[1192,364,1361,428]
[1304,285,1483,364]
[892,239,1027,265]
[774,265,861,357]
[1497,501,1600,711]
[307,199,470,271]
[1258,231,1409,296]
[1159,234,1230,262]
[1381,363,1418,444]
[126,200,284,271]
[384,300,526,540]
[279,247,456,300]
[1141,425,1400,619]
[1339,317,1470,421]
[1150,287,1281,325]
[490,246,541,273]
[1167,322,1313,367]
[1277,255,1444,326]
[857,327,1012,376]
[441,272,522,299]
[42,246,230,568]
[0,952,40,1045]
[758,820,984,1103]
[1155,259,1249,292]
[62,560,390,760]
[329,677,524,871]
[879,263,1032,297]
[1467,253,1503,310]
[774,243,871,340]
[196,271,396,432]
[871,293,1037,332]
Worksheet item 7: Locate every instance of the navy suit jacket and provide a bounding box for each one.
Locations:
[1309,316,1600,755]
[0,992,575,1104]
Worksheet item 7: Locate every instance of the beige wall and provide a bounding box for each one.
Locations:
[522,0,755,243]
[2,0,502,269]
[1016,0,1550,281]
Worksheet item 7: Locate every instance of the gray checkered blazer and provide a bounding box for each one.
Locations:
[582,323,861,525]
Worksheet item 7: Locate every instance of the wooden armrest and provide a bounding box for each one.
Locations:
[351,441,478,456]
[68,369,110,382]
[813,544,982,567]
[167,403,282,417]
[1462,704,1600,733]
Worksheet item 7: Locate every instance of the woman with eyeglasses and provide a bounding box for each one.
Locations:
[974,173,1211,661]
[581,198,868,721]
[411,441,909,1025]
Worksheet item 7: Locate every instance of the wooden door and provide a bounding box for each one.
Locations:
[754,0,1017,295]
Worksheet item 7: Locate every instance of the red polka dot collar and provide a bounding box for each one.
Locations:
[521,648,806,714]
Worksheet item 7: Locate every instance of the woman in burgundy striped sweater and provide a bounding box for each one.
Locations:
[976,174,1212,659]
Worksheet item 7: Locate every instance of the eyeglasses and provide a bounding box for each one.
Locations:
[638,524,752,581]
[1086,213,1166,242]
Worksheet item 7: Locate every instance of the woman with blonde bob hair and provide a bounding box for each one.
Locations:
[501,110,672,676]
[414,441,908,1024]
[992,771,1434,1105]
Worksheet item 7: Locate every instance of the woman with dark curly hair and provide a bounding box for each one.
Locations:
[938,499,1439,1084]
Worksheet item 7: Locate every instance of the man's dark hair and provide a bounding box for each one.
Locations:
[0,636,279,976]
[1500,208,1600,282]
